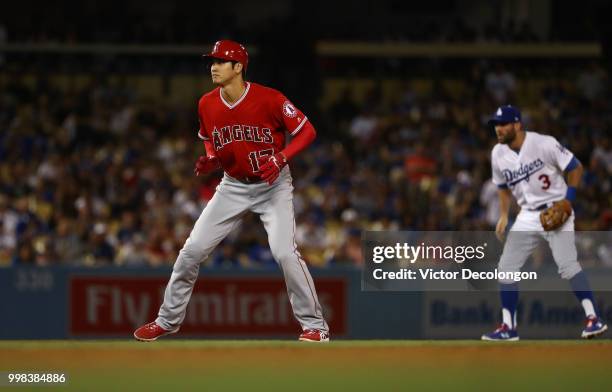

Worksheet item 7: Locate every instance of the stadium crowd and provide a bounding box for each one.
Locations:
[0,61,610,268]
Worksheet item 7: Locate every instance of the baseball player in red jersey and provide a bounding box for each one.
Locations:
[134,40,330,342]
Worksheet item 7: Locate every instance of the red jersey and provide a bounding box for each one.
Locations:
[197,82,309,179]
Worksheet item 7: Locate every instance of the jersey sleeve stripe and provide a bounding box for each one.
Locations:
[290,117,308,136]
[563,156,579,172]
[198,131,209,140]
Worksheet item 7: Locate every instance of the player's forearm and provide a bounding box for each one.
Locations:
[280,122,316,161]
[565,161,582,202]
[566,162,583,188]
[498,189,512,218]
[203,140,217,158]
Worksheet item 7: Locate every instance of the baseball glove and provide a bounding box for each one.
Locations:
[539,200,572,231]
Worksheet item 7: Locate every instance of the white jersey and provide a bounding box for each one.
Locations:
[491,131,574,210]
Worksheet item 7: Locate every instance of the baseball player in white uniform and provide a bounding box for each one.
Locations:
[481,105,607,341]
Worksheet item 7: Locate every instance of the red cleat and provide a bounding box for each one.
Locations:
[133,322,179,342]
[299,329,330,343]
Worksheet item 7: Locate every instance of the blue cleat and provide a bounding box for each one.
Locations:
[581,316,608,339]
[481,323,519,341]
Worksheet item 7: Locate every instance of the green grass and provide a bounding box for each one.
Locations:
[1,340,610,391]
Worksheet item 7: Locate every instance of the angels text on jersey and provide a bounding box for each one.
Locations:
[212,125,273,151]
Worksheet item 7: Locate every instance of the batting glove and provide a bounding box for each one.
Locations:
[194,155,220,176]
[258,153,287,185]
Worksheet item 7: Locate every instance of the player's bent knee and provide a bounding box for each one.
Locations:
[176,242,209,265]
[559,263,582,280]
[497,261,521,274]
[271,249,300,265]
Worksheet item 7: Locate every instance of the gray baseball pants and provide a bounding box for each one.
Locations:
[156,167,329,333]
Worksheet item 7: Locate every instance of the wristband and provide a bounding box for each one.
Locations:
[565,186,577,202]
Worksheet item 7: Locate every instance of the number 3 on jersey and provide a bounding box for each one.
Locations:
[248,149,274,172]
[538,174,551,190]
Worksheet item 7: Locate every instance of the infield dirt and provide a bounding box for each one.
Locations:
[1,341,610,391]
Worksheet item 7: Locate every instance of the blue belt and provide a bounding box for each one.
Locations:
[528,203,552,212]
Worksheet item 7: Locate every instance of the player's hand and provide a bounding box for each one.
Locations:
[495,215,509,242]
[258,153,287,185]
[194,155,220,176]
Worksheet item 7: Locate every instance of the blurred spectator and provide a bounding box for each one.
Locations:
[0,194,18,265]
[0,58,610,268]
[479,179,500,228]
[330,88,358,128]
[485,63,517,104]
[590,137,612,175]
[13,242,36,265]
[296,214,329,266]
[84,223,115,266]
[116,234,148,266]
[53,218,84,264]
[404,143,436,184]
[332,228,363,266]
[212,243,242,268]
[576,62,608,101]
[349,108,379,145]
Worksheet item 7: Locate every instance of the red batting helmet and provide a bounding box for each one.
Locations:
[202,40,249,72]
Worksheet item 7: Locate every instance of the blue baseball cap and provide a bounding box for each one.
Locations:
[488,105,521,125]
